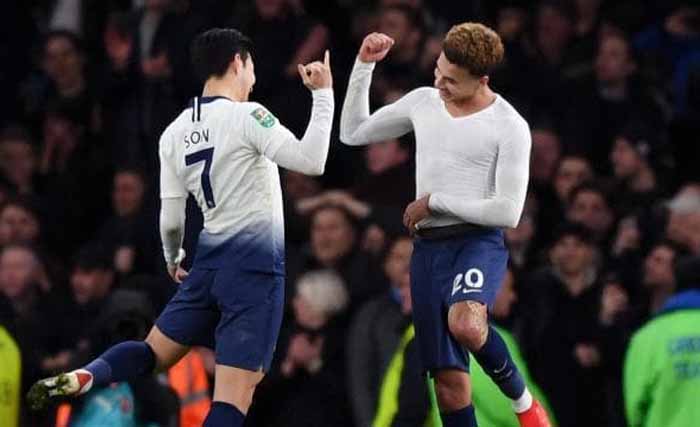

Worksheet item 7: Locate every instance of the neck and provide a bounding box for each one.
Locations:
[447,85,496,116]
[202,78,248,102]
[650,287,674,313]
[557,268,593,297]
[629,166,656,192]
[599,80,627,100]
[58,75,85,97]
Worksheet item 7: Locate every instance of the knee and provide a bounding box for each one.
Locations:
[434,371,471,412]
[448,307,488,351]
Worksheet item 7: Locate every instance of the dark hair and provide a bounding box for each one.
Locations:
[73,243,112,272]
[674,255,700,291]
[0,126,33,146]
[568,181,611,207]
[381,4,424,32]
[552,221,595,246]
[191,28,253,82]
[44,30,84,54]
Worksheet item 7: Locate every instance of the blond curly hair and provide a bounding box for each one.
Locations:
[443,22,504,77]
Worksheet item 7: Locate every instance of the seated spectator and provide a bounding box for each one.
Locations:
[0,199,42,249]
[665,183,700,255]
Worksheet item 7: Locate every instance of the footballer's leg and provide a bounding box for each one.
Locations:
[27,326,189,410]
[28,268,218,410]
[202,365,264,427]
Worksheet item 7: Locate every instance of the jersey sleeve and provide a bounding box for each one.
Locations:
[159,133,188,199]
[340,59,425,146]
[243,90,334,176]
[242,102,297,158]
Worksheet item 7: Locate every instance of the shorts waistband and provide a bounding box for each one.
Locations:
[415,223,493,240]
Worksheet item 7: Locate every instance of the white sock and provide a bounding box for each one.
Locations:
[512,388,533,414]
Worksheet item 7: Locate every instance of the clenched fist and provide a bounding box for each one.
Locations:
[298,50,333,90]
[359,32,395,63]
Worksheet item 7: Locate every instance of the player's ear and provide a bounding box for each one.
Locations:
[479,75,489,86]
[231,53,244,75]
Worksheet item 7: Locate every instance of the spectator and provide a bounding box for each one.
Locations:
[0,199,42,249]
[563,31,667,167]
[567,182,615,245]
[624,255,700,427]
[529,125,562,185]
[609,123,665,216]
[347,235,412,427]
[288,205,385,311]
[0,127,40,197]
[250,269,351,427]
[521,222,607,427]
[94,167,160,276]
[21,30,101,134]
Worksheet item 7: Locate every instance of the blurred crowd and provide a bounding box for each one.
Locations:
[1,0,700,426]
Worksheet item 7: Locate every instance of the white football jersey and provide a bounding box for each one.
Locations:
[159,96,295,273]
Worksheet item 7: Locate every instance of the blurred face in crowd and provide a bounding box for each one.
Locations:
[643,244,676,290]
[384,237,413,286]
[43,35,84,91]
[71,267,113,305]
[256,0,286,20]
[0,247,39,301]
[0,139,35,189]
[610,137,644,179]
[113,172,145,217]
[378,8,419,51]
[530,129,562,182]
[434,52,484,104]
[366,139,408,175]
[311,207,356,267]
[595,35,635,85]
[550,235,594,275]
[568,189,613,235]
[492,269,517,319]
[0,204,40,246]
[554,157,593,202]
[536,5,574,57]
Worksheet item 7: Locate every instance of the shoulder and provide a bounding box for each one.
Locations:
[240,102,279,129]
[403,86,437,103]
[493,96,529,130]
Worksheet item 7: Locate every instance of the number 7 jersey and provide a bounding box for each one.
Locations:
[159,96,296,274]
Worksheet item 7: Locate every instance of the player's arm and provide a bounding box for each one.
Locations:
[245,51,333,176]
[428,118,531,228]
[340,33,415,146]
[158,135,188,282]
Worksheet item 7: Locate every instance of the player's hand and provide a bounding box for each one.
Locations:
[358,32,394,63]
[168,265,189,284]
[403,195,431,233]
[298,50,332,90]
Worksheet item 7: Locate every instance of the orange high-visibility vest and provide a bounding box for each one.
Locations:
[168,350,211,427]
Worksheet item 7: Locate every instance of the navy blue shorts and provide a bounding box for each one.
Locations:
[155,266,284,372]
[410,229,507,373]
